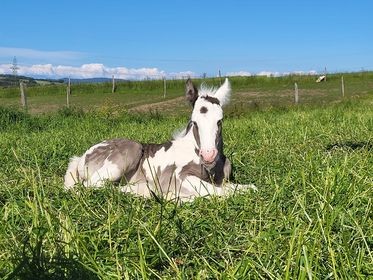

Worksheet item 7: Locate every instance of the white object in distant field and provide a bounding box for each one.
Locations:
[316,75,326,83]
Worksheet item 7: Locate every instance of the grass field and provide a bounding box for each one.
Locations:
[0,75,372,279]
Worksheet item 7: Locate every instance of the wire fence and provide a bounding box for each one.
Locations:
[0,71,372,115]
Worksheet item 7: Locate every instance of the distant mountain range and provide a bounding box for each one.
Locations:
[0,74,127,87]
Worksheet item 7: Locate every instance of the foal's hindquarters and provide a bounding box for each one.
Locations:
[64,139,144,189]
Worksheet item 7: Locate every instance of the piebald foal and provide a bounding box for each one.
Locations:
[64,78,254,201]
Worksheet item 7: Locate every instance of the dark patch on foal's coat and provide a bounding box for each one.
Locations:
[200,106,208,113]
[85,139,141,169]
[179,161,210,182]
[185,121,201,149]
[179,155,231,186]
[192,123,201,149]
[142,141,172,158]
[155,164,179,192]
[84,138,144,183]
[202,95,220,105]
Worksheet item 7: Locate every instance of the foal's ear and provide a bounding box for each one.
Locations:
[214,78,231,106]
[185,78,198,106]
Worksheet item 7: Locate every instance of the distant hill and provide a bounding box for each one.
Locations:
[0,74,127,87]
[0,74,38,87]
[0,74,65,87]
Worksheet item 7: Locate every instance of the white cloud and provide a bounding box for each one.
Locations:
[0,63,196,80]
[0,64,11,75]
[226,71,252,77]
[282,70,319,76]
[26,64,55,76]
[255,70,319,77]
[256,71,281,77]
[0,60,319,80]
[168,71,196,79]
[307,70,318,75]
[0,47,195,79]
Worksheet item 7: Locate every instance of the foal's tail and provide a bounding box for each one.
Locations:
[64,156,81,189]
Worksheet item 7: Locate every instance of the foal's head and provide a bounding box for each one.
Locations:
[185,78,231,168]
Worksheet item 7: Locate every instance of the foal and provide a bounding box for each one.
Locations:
[64,78,254,201]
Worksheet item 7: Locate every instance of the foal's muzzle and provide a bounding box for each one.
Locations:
[199,148,218,166]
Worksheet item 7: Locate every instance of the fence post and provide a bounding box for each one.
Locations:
[218,69,222,85]
[112,75,116,93]
[294,82,299,104]
[66,77,71,108]
[324,66,327,82]
[163,77,167,98]
[20,81,28,112]
[341,76,345,97]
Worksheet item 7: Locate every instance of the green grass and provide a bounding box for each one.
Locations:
[0,94,372,279]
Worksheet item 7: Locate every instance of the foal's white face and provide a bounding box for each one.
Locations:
[191,96,223,163]
[186,78,231,166]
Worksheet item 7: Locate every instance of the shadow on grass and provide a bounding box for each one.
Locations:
[326,141,372,151]
[4,232,99,280]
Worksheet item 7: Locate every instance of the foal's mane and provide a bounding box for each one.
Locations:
[199,80,231,106]
[198,83,218,97]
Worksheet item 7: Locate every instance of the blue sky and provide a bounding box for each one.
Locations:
[0,0,372,79]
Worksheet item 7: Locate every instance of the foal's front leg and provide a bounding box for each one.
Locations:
[120,181,152,198]
[179,176,256,201]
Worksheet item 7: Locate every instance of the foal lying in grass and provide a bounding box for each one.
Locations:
[64,78,255,201]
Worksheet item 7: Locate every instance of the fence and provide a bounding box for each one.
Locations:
[0,72,372,114]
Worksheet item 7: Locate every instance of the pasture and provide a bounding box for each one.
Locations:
[0,75,372,279]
